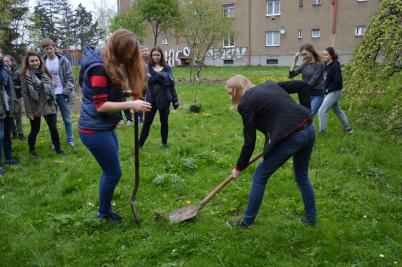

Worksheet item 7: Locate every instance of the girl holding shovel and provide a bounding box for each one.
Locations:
[78,29,151,224]
[225,75,317,228]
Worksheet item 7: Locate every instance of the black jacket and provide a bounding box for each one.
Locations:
[323,60,343,94]
[236,81,311,170]
[146,65,178,110]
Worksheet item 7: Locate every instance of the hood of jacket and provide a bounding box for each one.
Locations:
[80,45,103,72]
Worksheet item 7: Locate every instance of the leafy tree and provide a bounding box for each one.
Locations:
[57,0,76,48]
[179,0,233,109]
[74,4,104,50]
[30,0,60,44]
[344,0,402,136]
[109,5,146,41]
[94,0,116,46]
[0,0,29,58]
[136,0,181,46]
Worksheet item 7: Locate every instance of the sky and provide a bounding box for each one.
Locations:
[30,0,117,13]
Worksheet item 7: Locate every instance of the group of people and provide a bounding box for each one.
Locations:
[0,39,76,175]
[2,27,352,228]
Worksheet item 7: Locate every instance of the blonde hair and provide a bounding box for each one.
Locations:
[225,74,253,107]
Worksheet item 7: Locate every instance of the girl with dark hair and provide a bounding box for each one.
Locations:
[78,29,151,224]
[318,47,353,133]
[138,46,179,148]
[3,55,24,140]
[20,51,64,158]
[289,43,325,115]
[224,75,317,228]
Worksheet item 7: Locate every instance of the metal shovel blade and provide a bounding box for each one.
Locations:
[168,204,200,223]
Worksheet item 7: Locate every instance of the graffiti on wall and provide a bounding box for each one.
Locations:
[206,47,248,60]
[164,46,248,66]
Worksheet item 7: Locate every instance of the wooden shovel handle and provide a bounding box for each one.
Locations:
[198,152,264,209]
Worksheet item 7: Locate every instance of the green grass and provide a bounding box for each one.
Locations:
[1,67,401,266]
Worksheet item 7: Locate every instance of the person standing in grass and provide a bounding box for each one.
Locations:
[225,75,317,228]
[3,55,24,140]
[20,51,64,158]
[0,49,19,175]
[42,38,76,147]
[138,46,179,148]
[289,43,325,116]
[318,47,353,134]
[78,29,151,224]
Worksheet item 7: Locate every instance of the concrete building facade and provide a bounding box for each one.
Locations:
[117,0,380,66]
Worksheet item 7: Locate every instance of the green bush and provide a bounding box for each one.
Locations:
[344,0,402,137]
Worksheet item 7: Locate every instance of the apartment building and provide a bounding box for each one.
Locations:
[117,0,380,66]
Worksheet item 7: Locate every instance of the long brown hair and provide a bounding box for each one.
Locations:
[324,47,338,61]
[299,43,321,62]
[20,51,52,80]
[225,75,253,108]
[103,29,145,98]
[149,46,166,67]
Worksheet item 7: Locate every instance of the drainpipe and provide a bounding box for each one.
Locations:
[332,0,337,33]
[247,0,251,66]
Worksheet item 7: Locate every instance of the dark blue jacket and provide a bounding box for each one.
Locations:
[78,45,122,131]
[145,65,178,110]
[323,60,343,94]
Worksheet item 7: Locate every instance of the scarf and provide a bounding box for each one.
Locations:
[25,68,55,102]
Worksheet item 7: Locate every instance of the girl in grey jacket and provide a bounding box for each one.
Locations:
[20,51,64,158]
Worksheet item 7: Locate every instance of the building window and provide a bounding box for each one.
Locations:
[162,36,168,45]
[312,0,321,6]
[266,31,280,46]
[355,26,366,36]
[299,0,303,7]
[266,59,279,64]
[266,1,280,16]
[223,4,235,18]
[298,29,303,39]
[224,59,234,65]
[223,33,235,48]
[311,29,320,38]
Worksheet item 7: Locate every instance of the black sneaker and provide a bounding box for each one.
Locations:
[99,213,123,224]
[226,219,253,229]
[300,217,316,226]
[4,159,18,165]
[56,148,66,156]
[344,127,353,134]
[30,150,39,159]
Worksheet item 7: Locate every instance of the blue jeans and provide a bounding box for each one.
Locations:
[56,94,74,143]
[311,96,324,116]
[79,130,122,217]
[243,124,317,225]
[318,90,349,132]
[0,114,13,165]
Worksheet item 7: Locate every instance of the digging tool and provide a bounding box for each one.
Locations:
[169,152,264,223]
[129,112,141,226]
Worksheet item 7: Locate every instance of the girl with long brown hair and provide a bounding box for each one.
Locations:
[78,29,151,224]
[289,43,325,115]
[20,51,64,158]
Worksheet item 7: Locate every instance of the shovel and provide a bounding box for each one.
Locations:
[169,152,263,223]
[129,112,141,226]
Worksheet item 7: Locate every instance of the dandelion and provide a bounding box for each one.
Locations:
[88,202,94,207]
[363,215,367,218]
[379,254,385,258]
[112,202,116,206]
[186,200,191,204]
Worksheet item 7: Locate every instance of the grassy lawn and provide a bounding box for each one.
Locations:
[0,67,401,266]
